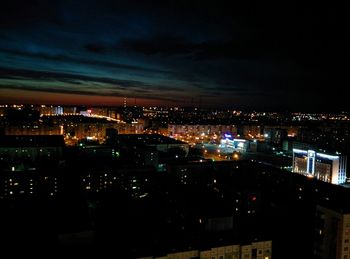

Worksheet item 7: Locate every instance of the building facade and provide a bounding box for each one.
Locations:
[292,149,347,185]
[137,240,272,259]
[314,205,350,259]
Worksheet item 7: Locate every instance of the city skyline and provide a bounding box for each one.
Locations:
[0,1,348,110]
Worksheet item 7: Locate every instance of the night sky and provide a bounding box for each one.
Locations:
[0,0,348,110]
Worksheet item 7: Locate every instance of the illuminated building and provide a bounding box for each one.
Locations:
[90,107,109,117]
[54,106,63,115]
[219,134,257,153]
[116,121,144,134]
[0,135,64,199]
[137,240,272,259]
[0,171,59,199]
[220,137,247,152]
[38,105,56,115]
[64,121,143,142]
[168,124,237,142]
[62,106,77,114]
[81,167,153,199]
[292,149,347,184]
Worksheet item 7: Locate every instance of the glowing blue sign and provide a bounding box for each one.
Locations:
[224,133,233,139]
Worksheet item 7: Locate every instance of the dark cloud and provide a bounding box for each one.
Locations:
[0,82,181,103]
[119,36,195,56]
[0,1,60,28]
[0,84,106,97]
[0,67,188,101]
[84,44,106,53]
[0,67,144,89]
[0,0,348,110]
[0,48,175,75]
[119,36,266,60]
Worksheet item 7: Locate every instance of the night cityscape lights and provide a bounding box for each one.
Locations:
[0,1,349,258]
[1,104,350,258]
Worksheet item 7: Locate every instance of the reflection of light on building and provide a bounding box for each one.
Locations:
[220,137,247,152]
[292,148,347,185]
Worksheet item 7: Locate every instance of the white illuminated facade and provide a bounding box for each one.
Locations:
[292,148,347,185]
[54,106,63,115]
[219,134,248,152]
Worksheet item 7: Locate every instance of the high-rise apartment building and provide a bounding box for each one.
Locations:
[314,205,350,259]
